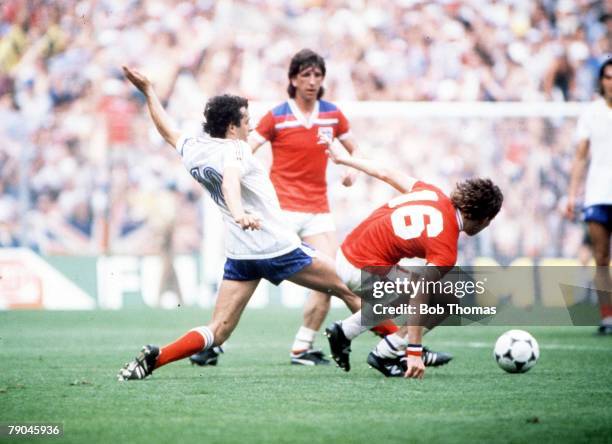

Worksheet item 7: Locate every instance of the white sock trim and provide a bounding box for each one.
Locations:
[190,326,214,351]
[296,326,317,342]
[386,333,409,350]
[374,333,408,358]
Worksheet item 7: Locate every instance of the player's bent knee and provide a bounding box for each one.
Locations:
[332,281,355,300]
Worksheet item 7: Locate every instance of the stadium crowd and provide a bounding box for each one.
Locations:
[0,0,610,261]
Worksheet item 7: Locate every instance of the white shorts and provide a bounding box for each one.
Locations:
[283,210,336,238]
[335,249,362,293]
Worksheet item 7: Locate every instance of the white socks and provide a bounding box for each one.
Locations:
[340,312,368,340]
[292,326,317,353]
[374,333,408,359]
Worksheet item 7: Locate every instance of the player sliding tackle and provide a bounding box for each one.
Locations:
[117,66,366,381]
[322,139,503,379]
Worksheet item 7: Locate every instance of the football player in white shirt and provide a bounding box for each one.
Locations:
[566,58,612,335]
[117,67,362,380]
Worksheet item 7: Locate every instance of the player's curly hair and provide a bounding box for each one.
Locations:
[597,57,612,96]
[202,94,248,138]
[287,49,326,99]
[451,178,503,221]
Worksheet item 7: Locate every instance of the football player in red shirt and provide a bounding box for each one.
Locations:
[323,141,503,379]
[191,49,374,367]
[253,49,362,365]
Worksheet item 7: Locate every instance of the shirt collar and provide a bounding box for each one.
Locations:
[288,98,319,129]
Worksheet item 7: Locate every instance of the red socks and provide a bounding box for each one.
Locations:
[155,331,206,369]
[370,320,399,337]
[600,304,612,320]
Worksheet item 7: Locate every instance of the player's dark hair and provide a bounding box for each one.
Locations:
[287,49,326,99]
[451,178,503,221]
[597,58,612,95]
[202,94,248,138]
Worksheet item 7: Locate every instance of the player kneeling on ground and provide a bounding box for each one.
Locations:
[322,142,503,379]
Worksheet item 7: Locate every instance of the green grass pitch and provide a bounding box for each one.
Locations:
[1,308,611,443]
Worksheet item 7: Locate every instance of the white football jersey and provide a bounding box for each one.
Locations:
[177,134,300,259]
[575,99,612,206]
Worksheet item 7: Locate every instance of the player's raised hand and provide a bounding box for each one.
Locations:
[404,355,425,379]
[122,66,152,94]
[235,213,262,231]
[564,195,576,220]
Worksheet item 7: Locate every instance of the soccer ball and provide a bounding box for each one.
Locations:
[493,330,539,373]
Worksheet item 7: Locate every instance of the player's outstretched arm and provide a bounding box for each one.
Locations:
[324,139,416,193]
[401,265,447,379]
[122,66,180,148]
[337,136,360,187]
[565,139,590,219]
[403,279,431,379]
[222,166,261,231]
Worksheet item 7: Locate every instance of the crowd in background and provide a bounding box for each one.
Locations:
[0,0,610,262]
[329,114,581,263]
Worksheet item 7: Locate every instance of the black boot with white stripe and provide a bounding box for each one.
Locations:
[422,346,453,367]
[117,345,160,381]
[290,349,330,366]
[366,352,405,377]
[367,347,453,377]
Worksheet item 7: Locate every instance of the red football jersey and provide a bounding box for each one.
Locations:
[255,99,350,213]
[341,181,460,268]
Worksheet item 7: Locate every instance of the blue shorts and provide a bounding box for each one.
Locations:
[583,205,612,231]
[223,244,315,286]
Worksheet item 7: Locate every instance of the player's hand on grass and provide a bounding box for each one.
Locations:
[404,355,425,379]
[235,213,261,231]
[123,66,152,94]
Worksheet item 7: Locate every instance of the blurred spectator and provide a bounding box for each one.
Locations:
[0,0,609,261]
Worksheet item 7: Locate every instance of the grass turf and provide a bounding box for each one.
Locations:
[1,308,611,444]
